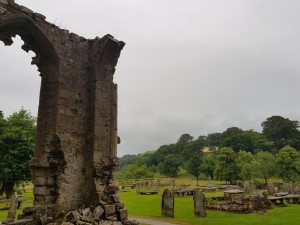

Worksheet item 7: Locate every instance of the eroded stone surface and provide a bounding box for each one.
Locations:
[0,1,134,224]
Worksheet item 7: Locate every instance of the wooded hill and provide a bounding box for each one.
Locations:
[117,115,300,184]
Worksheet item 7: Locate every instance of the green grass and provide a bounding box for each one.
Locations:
[0,190,34,221]
[1,180,299,225]
[120,186,300,225]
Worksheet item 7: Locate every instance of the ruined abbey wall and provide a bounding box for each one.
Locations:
[0,1,130,224]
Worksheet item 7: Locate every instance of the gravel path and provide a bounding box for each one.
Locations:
[130,217,179,225]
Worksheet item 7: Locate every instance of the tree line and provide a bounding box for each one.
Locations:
[117,115,300,184]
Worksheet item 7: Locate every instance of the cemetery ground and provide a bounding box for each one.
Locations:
[0,180,299,225]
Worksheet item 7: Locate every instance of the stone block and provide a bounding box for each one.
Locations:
[0,6,8,14]
[32,177,46,186]
[0,0,8,5]
[117,209,127,221]
[33,186,50,196]
[61,223,74,225]
[75,221,91,225]
[93,206,104,219]
[111,194,120,203]
[103,205,116,217]
[64,211,80,223]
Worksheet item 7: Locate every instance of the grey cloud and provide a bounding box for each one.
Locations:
[1,0,300,155]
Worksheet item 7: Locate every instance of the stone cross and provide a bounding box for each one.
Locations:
[193,189,207,217]
[162,189,174,217]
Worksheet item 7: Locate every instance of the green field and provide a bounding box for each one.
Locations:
[0,182,299,225]
[120,185,300,225]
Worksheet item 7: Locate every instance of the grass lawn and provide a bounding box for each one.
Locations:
[0,180,299,225]
[120,187,300,225]
[0,190,33,221]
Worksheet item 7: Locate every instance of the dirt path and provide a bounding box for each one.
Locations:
[130,217,179,225]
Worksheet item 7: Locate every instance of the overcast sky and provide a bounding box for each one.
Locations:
[1,0,300,156]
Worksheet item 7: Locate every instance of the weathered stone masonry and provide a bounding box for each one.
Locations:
[0,1,133,224]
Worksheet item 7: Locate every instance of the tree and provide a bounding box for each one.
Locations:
[253,151,277,184]
[276,145,300,182]
[186,152,202,186]
[262,116,299,150]
[214,147,239,184]
[158,154,182,177]
[200,154,216,179]
[177,133,194,143]
[206,133,222,147]
[236,150,255,181]
[117,164,154,179]
[0,109,36,198]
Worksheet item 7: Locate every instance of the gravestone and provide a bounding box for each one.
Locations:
[282,183,293,194]
[193,189,207,217]
[249,182,256,193]
[7,192,18,220]
[243,181,250,193]
[170,178,176,188]
[261,191,272,209]
[162,189,174,217]
[292,185,300,194]
[266,183,275,195]
[207,178,212,188]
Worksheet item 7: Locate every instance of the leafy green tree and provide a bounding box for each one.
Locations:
[206,133,222,147]
[200,154,216,179]
[0,109,36,198]
[221,127,244,152]
[236,150,255,181]
[117,164,154,179]
[177,133,194,143]
[118,154,139,170]
[158,154,182,177]
[262,116,299,150]
[186,152,203,186]
[253,151,277,184]
[214,147,239,184]
[276,145,300,182]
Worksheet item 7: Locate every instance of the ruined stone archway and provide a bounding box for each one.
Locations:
[0,1,130,224]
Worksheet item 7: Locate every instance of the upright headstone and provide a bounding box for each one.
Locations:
[249,182,256,193]
[292,185,300,194]
[261,191,272,209]
[193,189,207,217]
[162,189,174,217]
[136,182,141,194]
[7,192,18,220]
[266,183,275,195]
[155,180,160,192]
[282,183,293,194]
[207,177,212,188]
[243,181,250,194]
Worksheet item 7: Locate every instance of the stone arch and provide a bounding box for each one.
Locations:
[0,1,130,224]
[0,13,62,207]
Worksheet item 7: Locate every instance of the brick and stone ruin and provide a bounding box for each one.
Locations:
[0,1,136,225]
